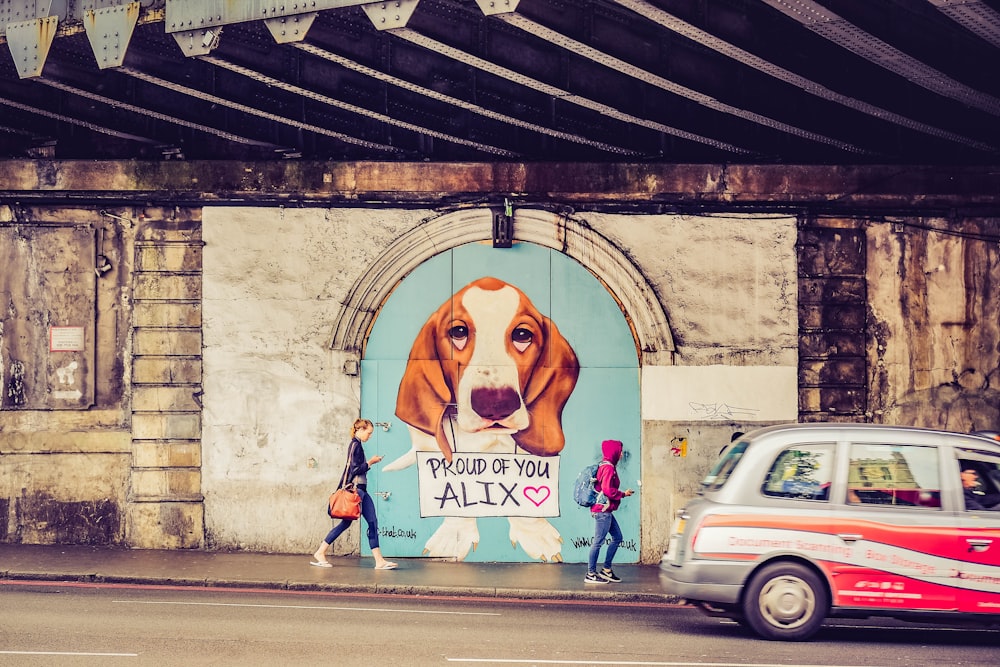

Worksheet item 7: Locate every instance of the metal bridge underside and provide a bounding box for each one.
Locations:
[1,0,999,165]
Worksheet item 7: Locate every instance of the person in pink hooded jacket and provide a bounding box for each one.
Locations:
[585,439,634,584]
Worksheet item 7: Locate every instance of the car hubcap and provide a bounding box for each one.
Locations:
[758,575,814,628]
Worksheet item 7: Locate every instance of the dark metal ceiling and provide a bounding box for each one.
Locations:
[2,0,999,164]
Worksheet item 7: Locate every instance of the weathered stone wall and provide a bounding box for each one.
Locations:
[584,212,799,563]
[1,206,132,545]
[200,206,427,553]
[0,428,130,544]
[127,212,205,549]
[199,207,799,559]
[2,162,999,560]
[798,218,867,421]
[0,206,204,549]
[867,218,1000,431]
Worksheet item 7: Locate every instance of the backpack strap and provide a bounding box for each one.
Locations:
[594,460,612,495]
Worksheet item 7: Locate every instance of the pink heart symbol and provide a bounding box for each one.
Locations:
[523,486,550,507]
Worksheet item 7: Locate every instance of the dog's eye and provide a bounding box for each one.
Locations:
[449,325,469,351]
[511,327,533,352]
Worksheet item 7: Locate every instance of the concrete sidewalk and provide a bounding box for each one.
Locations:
[0,543,680,604]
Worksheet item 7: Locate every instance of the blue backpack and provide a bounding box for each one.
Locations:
[573,461,610,507]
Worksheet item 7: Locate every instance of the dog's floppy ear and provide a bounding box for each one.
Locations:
[515,318,579,456]
[395,304,457,461]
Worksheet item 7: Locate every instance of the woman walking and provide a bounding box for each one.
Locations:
[585,438,634,584]
[311,418,398,569]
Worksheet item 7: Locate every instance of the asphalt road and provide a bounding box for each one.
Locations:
[1,582,998,666]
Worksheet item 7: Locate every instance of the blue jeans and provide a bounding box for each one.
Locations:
[587,511,622,573]
[324,485,380,550]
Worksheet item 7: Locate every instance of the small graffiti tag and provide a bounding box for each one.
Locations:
[379,526,418,540]
[570,535,638,552]
[689,401,759,420]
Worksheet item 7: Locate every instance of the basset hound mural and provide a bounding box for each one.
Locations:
[383,277,580,561]
[363,242,639,563]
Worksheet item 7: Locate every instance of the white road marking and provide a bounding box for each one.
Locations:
[115,600,500,615]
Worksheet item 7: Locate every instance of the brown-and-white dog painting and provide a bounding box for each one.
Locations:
[383,276,579,561]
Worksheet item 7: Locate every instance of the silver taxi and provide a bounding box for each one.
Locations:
[659,423,1000,640]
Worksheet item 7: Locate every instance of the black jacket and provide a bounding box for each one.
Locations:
[340,438,370,488]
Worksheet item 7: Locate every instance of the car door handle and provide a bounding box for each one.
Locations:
[837,533,864,543]
[967,538,993,552]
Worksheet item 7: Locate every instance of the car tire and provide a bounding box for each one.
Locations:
[741,561,828,641]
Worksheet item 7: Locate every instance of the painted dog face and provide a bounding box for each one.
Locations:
[395,277,579,460]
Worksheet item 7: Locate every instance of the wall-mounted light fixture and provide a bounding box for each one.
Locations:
[94,222,114,278]
[493,198,513,248]
[95,255,113,276]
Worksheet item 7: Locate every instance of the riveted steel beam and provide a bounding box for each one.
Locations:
[83,1,139,69]
[170,24,219,56]
[263,11,317,44]
[475,0,519,16]
[165,0,374,56]
[0,2,166,45]
[0,0,53,25]
[361,0,419,31]
[5,14,57,78]
[2,1,56,78]
[164,0,371,33]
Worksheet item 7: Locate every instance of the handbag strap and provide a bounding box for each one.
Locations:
[339,439,357,489]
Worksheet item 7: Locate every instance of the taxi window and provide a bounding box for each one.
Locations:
[956,449,1000,512]
[761,444,833,501]
[847,443,940,508]
[701,441,748,491]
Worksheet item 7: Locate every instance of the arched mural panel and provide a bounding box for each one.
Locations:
[363,242,639,563]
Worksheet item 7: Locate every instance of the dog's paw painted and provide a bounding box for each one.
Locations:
[508,516,563,562]
[423,517,480,561]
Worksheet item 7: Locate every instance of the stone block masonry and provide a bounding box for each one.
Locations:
[126,216,205,549]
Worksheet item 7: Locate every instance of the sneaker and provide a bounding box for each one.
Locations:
[599,568,621,583]
[584,571,609,584]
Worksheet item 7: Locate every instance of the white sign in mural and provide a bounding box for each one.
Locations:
[416,452,560,518]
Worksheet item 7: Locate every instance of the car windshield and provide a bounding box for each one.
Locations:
[702,441,748,491]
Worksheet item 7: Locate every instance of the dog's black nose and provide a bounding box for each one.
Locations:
[470,386,521,422]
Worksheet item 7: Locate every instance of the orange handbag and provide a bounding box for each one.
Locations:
[328,484,361,520]
[327,441,362,520]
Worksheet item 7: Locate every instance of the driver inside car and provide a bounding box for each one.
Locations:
[961,466,1000,510]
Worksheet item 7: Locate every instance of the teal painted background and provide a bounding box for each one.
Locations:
[362,242,639,563]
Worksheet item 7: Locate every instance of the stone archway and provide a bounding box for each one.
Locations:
[330,207,674,365]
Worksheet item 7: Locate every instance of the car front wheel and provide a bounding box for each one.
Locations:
[741,561,828,641]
